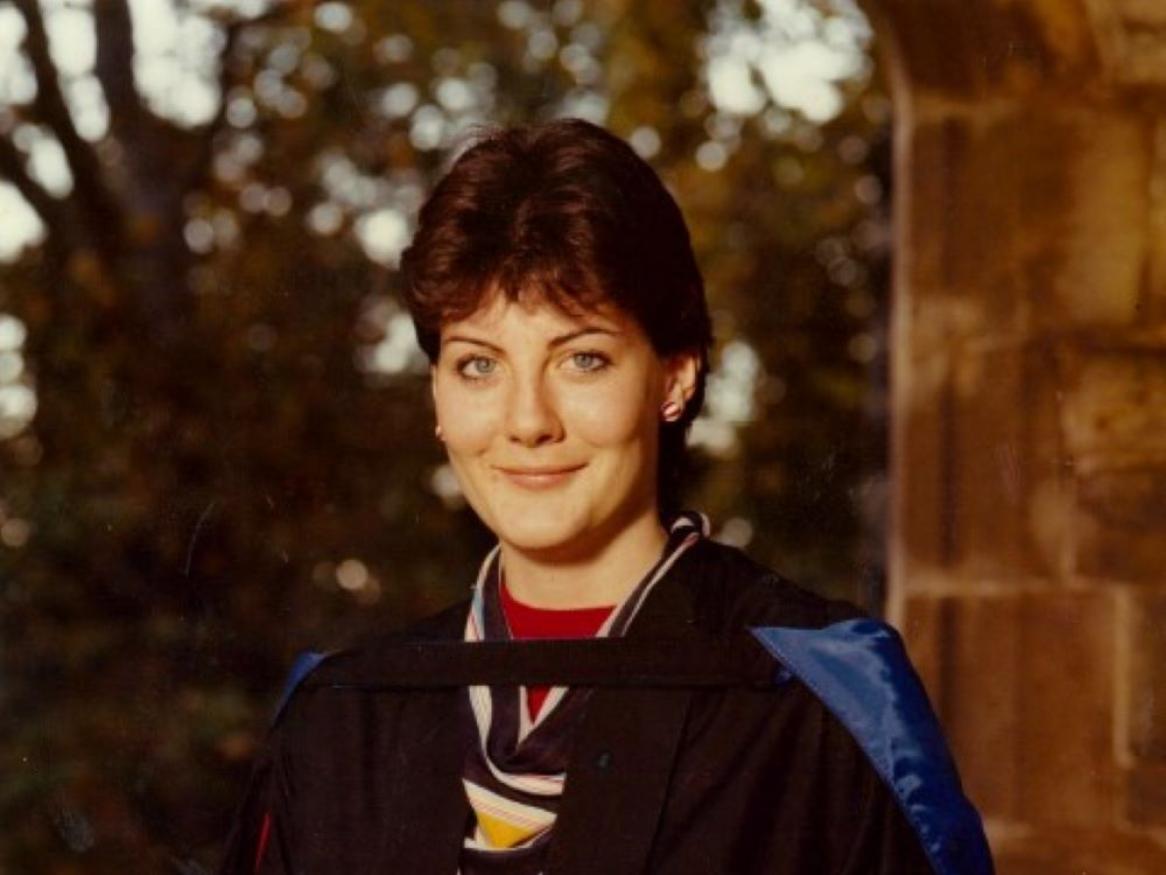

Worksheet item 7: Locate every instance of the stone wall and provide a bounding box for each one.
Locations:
[866,0,1166,870]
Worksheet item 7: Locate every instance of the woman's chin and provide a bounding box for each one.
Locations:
[496,522,587,555]
[485,512,612,561]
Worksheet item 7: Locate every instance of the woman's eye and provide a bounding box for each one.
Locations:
[457,356,497,378]
[569,352,609,372]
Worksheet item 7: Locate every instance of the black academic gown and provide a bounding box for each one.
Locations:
[219,539,985,874]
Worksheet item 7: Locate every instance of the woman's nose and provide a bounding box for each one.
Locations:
[505,376,563,447]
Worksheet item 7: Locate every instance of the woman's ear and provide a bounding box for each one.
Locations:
[662,350,700,410]
[430,364,446,441]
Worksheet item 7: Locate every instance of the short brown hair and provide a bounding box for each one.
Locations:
[400,118,713,515]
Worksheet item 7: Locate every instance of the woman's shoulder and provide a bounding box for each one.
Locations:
[265,599,471,737]
[679,537,866,635]
[304,597,470,683]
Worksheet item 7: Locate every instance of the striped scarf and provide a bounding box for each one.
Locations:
[458,511,710,874]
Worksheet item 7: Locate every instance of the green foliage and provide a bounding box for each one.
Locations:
[0,0,890,869]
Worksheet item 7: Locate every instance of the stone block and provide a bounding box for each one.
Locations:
[950,342,1070,578]
[1145,118,1166,325]
[875,1,983,97]
[1062,349,1166,459]
[993,827,1166,875]
[1125,591,1166,764]
[1041,111,1150,330]
[1115,0,1166,26]
[893,345,950,577]
[1091,0,1166,87]
[1125,764,1166,827]
[902,114,1027,341]
[900,117,975,323]
[1075,466,1166,583]
[1016,589,1117,826]
[896,339,1071,580]
[878,0,1097,97]
[902,107,1149,342]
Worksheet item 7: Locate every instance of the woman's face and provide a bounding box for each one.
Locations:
[431,292,697,561]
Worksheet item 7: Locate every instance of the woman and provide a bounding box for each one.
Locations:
[219,119,992,874]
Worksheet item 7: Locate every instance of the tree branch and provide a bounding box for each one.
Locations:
[92,0,145,138]
[13,0,124,260]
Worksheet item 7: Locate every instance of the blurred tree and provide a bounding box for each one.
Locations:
[0,0,889,870]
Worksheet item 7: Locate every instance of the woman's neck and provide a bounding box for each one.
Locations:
[498,509,669,609]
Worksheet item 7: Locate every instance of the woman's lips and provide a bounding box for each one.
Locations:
[495,464,586,489]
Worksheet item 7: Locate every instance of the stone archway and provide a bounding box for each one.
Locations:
[862,0,1166,871]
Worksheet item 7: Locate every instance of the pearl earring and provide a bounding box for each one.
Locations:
[660,400,682,422]
[434,424,444,440]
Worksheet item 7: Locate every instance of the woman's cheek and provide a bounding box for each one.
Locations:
[437,387,499,452]
[562,390,645,445]
[448,412,498,453]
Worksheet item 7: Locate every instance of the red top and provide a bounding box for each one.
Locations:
[500,581,615,720]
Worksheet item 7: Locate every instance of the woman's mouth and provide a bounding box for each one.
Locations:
[495,464,586,490]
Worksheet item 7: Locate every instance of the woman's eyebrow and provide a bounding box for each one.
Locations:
[547,326,623,348]
[444,334,503,352]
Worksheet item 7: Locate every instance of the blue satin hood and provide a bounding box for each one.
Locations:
[751,619,993,875]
